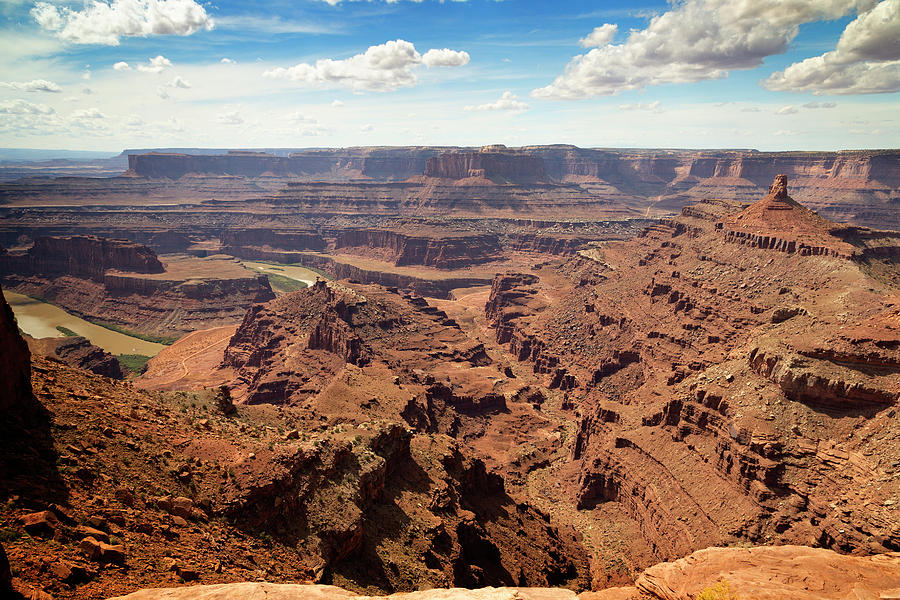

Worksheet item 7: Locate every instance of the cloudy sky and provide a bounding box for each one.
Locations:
[0,0,898,152]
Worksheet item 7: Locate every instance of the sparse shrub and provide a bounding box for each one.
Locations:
[697,579,738,600]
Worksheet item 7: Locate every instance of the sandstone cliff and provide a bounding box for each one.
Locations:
[2,235,164,282]
[333,229,502,269]
[26,335,123,379]
[425,150,546,183]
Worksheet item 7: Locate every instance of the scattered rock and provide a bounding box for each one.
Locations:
[19,511,59,537]
[79,536,125,564]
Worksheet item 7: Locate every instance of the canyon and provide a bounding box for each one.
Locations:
[0,144,898,600]
[2,236,274,338]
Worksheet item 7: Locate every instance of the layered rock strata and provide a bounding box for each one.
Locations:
[484,176,900,573]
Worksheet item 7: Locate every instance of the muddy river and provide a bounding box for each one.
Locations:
[4,291,166,356]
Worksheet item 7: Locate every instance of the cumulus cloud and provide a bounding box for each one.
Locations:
[169,75,190,88]
[580,24,617,48]
[113,61,130,70]
[764,0,900,95]
[263,39,469,92]
[138,55,173,73]
[422,48,470,67]
[156,75,190,98]
[0,99,55,114]
[221,57,235,64]
[0,79,62,93]
[463,91,529,112]
[532,0,876,99]
[31,0,214,45]
[776,105,798,114]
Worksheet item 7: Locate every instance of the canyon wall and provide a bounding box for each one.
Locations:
[425,151,546,182]
[2,235,164,281]
[333,229,502,268]
[0,284,32,418]
[120,146,900,229]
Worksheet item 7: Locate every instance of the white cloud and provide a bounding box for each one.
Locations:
[803,101,838,108]
[360,123,373,132]
[218,110,243,125]
[532,0,876,99]
[0,79,61,93]
[580,24,617,48]
[263,39,469,92]
[0,99,55,114]
[31,0,214,46]
[331,99,344,107]
[422,48,470,67]
[169,75,190,88]
[113,61,130,71]
[286,112,318,124]
[619,100,661,111]
[71,107,104,119]
[776,105,798,114]
[138,55,172,73]
[464,91,529,112]
[156,75,190,98]
[764,0,900,95]
[221,57,235,64]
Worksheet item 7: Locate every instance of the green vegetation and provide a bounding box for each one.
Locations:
[55,325,79,337]
[92,321,178,345]
[293,263,332,280]
[117,354,151,374]
[265,273,308,293]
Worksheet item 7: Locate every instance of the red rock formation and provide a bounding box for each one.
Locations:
[333,229,502,269]
[26,335,123,379]
[2,235,164,282]
[425,149,546,183]
[221,228,326,252]
[484,183,900,570]
[718,175,855,259]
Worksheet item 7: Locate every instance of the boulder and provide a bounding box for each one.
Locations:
[19,510,59,537]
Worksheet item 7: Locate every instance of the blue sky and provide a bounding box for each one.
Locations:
[0,0,898,151]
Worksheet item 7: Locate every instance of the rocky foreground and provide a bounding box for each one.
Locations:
[105,546,900,599]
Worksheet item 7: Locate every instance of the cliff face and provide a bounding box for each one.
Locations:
[26,335,123,379]
[0,284,33,418]
[425,151,546,183]
[333,229,502,269]
[221,228,327,252]
[2,236,164,282]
